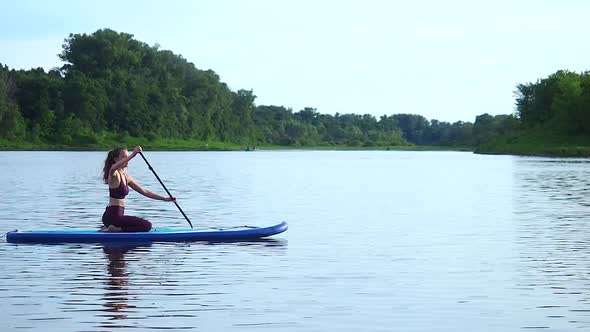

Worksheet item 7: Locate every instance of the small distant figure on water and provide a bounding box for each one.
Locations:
[101,146,176,232]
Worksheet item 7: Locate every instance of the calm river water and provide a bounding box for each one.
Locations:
[1,151,590,331]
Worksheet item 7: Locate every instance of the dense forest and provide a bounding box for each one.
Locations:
[0,29,477,150]
[1,29,588,154]
[475,70,590,156]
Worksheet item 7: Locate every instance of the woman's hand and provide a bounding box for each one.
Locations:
[131,145,143,156]
[163,196,176,202]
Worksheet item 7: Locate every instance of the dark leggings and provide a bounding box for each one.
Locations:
[102,206,152,232]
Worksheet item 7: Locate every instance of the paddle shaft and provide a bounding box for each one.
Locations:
[138,152,193,229]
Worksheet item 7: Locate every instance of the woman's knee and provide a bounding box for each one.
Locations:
[140,220,152,232]
[130,217,152,232]
[118,216,152,232]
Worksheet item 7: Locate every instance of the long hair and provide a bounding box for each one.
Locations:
[103,147,126,184]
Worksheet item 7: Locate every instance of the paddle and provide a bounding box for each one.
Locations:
[138,151,194,229]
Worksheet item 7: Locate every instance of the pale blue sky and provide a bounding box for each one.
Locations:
[1,0,589,122]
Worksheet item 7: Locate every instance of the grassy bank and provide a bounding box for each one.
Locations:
[0,137,243,151]
[0,137,473,152]
[266,145,473,151]
[475,130,590,157]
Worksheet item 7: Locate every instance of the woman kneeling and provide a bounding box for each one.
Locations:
[101,146,175,232]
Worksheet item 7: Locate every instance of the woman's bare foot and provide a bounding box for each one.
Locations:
[100,225,123,232]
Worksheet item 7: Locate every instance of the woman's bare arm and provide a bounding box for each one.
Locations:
[109,146,142,175]
[127,175,175,201]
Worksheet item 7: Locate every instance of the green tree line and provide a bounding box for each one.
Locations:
[515,70,590,134]
[0,29,479,149]
[473,70,590,155]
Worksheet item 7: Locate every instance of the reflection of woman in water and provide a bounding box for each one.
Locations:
[102,246,138,321]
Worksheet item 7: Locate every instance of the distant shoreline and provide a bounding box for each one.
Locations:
[0,139,471,152]
[4,138,589,157]
[475,146,590,158]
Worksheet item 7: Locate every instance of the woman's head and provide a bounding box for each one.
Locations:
[102,147,128,183]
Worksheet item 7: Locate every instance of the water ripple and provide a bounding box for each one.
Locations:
[3,151,590,331]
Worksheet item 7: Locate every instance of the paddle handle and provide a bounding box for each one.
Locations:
[138,152,194,229]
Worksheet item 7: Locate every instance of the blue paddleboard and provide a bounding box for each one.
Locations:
[6,222,288,244]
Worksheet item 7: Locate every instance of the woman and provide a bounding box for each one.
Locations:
[101,146,175,232]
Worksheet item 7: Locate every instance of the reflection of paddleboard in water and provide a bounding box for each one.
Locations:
[6,222,288,243]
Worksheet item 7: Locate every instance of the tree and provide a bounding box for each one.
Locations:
[0,64,26,140]
[1,29,481,149]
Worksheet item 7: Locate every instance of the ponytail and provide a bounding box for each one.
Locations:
[102,147,125,184]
